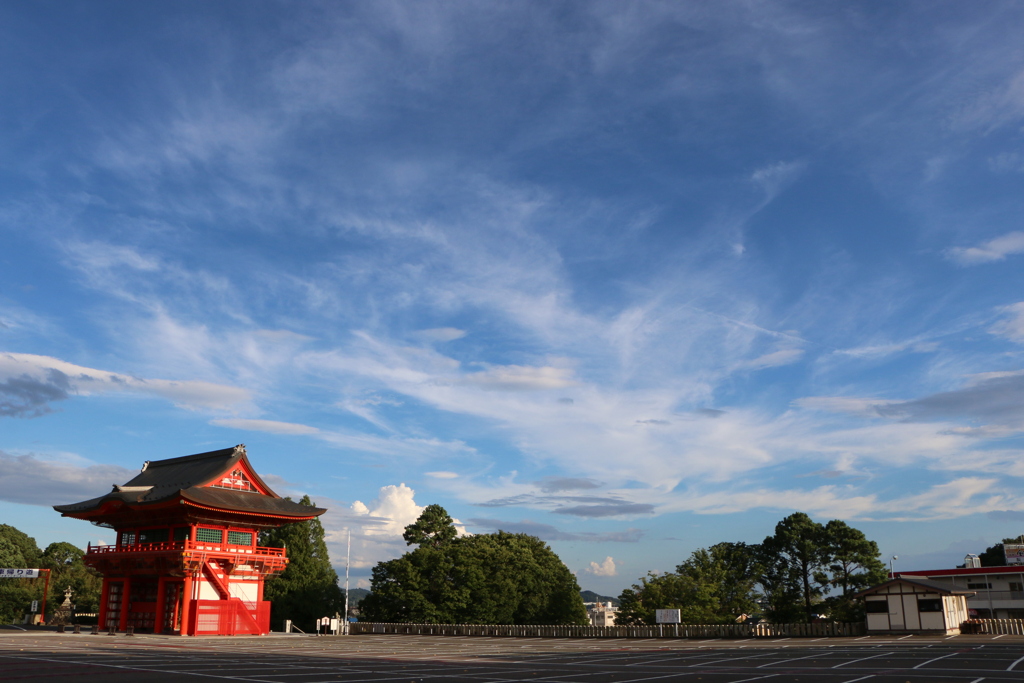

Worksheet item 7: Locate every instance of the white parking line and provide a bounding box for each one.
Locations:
[1008,654,1024,671]
[756,652,823,668]
[832,652,888,669]
[913,651,960,669]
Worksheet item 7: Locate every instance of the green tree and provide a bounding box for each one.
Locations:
[39,542,103,615]
[402,504,458,548]
[615,543,761,626]
[614,571,710,625]
[260,496,343,631]
[819,520,886,621]
[0,525,40,624]
[978,538,1022,567]
[759,513,828,623]
[361,508,588,625]
[677,542,761,620]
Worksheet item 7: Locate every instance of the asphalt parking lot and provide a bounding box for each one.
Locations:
[2,632,1024,682]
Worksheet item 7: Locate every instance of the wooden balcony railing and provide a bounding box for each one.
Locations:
[86,540,286,557]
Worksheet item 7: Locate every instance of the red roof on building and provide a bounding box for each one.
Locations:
[894,566,1024,577]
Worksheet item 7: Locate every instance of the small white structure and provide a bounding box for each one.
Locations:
[587,601,618,627]
[856,577,973,635]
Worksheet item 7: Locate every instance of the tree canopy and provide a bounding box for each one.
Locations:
[978,538,1024,567]
[616,542,761,625]
[361,506,588,625]
[617,513,885,625]
[259,495,344,631]
[0,526,102,623]
[402,504,458,548]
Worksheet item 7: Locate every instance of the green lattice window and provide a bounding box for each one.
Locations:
[227,531,253,546]
[120,531,136,547]
[195,528,223,543]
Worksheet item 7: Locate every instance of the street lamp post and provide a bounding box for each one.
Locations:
[890,555,898,578]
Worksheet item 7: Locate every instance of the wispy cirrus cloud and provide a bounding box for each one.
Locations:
[467,518,643,543]
[990,302,1024,343]
[0,352,251,414]
[0,450,136,507]
[946,231,1024,266]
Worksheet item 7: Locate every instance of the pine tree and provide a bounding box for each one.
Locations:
[260,496,343,631]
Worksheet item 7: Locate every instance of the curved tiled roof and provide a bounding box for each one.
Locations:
[53,445,325,520]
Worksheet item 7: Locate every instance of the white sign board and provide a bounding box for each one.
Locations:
[31,600,38,613]
[1005,544,1024,565]
[655,609,681,624]
[0,568,40,579]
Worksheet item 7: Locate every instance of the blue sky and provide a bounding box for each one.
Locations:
[2,1,1024,595]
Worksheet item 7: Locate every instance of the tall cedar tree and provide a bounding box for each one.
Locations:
[260,496,344,631]
[362,506,588,625]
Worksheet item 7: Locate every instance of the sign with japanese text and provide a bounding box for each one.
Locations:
[0,568,40,579]
[655,609,681,624]
[1005,544,1024,565]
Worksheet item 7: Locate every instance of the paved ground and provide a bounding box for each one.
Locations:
[2,632,1024,682]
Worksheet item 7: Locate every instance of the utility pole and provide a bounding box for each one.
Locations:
[344,527,351,635]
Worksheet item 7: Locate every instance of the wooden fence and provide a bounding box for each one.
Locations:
[962,619,1024,635]
[349,621,865,639]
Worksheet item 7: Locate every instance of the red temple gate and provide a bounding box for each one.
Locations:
[54,445,325,636]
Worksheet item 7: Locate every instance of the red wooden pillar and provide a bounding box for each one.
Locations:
[118,577,131,631]
[180,574,193,636]
[97,579,111,629]
[154,577,167,634]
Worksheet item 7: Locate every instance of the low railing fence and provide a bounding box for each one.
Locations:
[349,621,865,639]
[962,619,1024,635]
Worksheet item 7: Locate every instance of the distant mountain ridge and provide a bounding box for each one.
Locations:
[580,590,619,606]
[345,587,370,605]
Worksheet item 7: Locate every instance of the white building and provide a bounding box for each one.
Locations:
[586,601,617,627]
[897,566,1024,619]
[857,577,973,635]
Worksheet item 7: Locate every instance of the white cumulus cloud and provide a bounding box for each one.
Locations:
[583,556,618,577]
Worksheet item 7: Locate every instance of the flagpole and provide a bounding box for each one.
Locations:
[344,527,351,634]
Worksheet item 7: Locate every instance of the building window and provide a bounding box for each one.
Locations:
[1010,582,1023,592]
[865,600,888,613]
[195,528,223,544]
[120,532,136,547]
[917,599,943,612]
[173,527,191,542]
[227,531,253,546]
[967,582,992,590]
[138,528,169,544]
